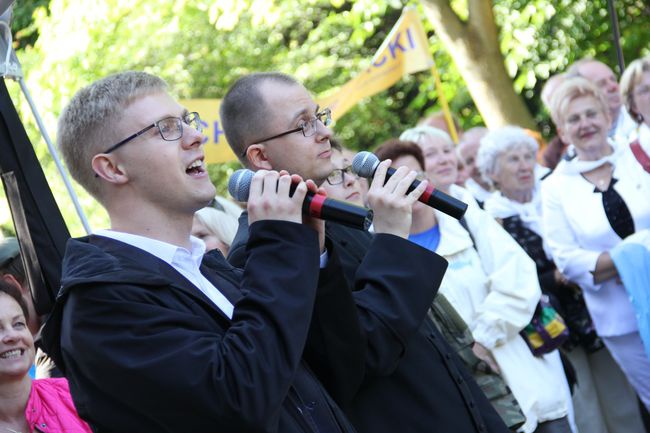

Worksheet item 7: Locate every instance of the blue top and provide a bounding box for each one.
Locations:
[611,241,650,360]
[409,224,441,252]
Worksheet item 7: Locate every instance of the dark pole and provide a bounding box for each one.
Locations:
[606,0,625,73]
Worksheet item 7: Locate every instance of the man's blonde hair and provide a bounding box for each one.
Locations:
[57,71,168,201]
[549,76,610,127]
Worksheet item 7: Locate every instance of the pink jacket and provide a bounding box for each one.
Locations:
[25,378,92,433]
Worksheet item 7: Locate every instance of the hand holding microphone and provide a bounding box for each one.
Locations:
[352,151,468,220]
[365,160,429,238]
[229,169,374,231]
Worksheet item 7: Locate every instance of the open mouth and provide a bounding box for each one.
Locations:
[0,349,24,359]
[186,158,206,176]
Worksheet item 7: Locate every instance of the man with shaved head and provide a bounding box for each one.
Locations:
[568,58,637,140]
[457,127,492,206]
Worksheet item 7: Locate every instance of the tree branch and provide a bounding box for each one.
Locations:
[467,0,499,48]
[421,0,466,43]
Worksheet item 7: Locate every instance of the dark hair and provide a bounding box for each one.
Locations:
[0,255,26,285]
[374,139,425,170]
[329,136,343,152]
[0,279,30,321]
[221,72,300,165]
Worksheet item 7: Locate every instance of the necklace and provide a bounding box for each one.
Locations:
[586,163,613,190]
[3,428,22,433]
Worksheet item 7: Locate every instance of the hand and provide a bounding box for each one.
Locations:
[366,159,428,238]
[553,269,569,285]
[472,342,500,374]
[247,170,307,225]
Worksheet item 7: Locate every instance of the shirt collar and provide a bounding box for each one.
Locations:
[94,229,206,266]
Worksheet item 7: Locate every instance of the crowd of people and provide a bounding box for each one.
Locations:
[1,53,649,433]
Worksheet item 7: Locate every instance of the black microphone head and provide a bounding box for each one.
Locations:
[228,169,254,202]
[351,151,380,179]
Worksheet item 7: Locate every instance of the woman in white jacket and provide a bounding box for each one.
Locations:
[620,55,650,170]
[377,134,573,433]
[543,77,650,410]
[477,126,645,433]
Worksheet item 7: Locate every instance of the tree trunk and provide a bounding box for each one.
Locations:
[421,0,536,129]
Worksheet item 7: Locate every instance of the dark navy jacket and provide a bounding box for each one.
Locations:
[230,216,510,433]
[41,221,357,433]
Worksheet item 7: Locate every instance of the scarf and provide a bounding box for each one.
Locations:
[555,137,625,175]
[484,182,552,258]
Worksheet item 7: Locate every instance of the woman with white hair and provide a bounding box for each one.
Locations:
[542,76,650,413]
[392,129,574,433]
[191,196,243,256]
[620,55,650,170]
[478,126,646,433]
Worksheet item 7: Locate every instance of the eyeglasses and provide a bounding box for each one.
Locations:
[326,165,358,185]
[102,112,202,154]
[241,108,332,157]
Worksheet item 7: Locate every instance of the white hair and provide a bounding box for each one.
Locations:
[399,125,453,146]
[194,196,243,249]
[476,126,539,187]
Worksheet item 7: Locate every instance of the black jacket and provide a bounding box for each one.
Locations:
[230,216,510,433]
[41,221,357,433]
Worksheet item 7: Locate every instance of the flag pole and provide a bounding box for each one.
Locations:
[429,63,459,143]
[606,0,625,73]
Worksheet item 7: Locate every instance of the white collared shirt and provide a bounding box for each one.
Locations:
[95,229,234,319]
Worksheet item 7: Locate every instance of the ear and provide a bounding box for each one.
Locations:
[556,126,570,146]
[487,169,500,187]
[91,154,129,185]
[246,144,273,171]
[1,273,24,292]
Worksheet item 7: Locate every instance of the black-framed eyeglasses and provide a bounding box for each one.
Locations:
[102,112,202,154]
[241,108,332,157]
[326,165,357,185]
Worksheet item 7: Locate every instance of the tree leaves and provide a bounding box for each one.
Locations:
[5,0,648,234]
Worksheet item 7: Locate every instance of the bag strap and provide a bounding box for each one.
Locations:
[458,216,478,251]
[630,139,650,173]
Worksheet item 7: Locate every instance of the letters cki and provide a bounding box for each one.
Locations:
[372,28,417,67]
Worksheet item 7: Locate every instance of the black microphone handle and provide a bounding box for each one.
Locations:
[384,166,467,220]
[229,169,374,231]
[302,192,374,231]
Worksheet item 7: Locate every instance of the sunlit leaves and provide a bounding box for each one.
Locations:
[6,0,649,234]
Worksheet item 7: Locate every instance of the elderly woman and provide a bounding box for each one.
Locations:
[381,134,573,433]
[478,125,646,433]
[543,76,650,410]
[620,56,650,167]
[0,279,92,433]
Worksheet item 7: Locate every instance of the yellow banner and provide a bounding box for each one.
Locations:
[180,99,237,164]
[319,7,433,120]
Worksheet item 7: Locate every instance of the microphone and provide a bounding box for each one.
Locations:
[228,169,374,231]
[351,151,468,220]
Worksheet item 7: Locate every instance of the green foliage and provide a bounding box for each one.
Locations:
[5,0,649,234]
[9,0,49,50]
